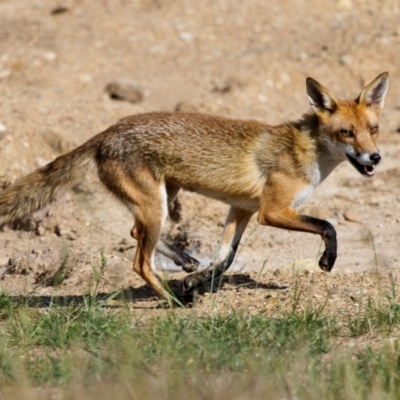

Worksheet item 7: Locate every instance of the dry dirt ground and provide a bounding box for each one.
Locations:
[1,0,400,316]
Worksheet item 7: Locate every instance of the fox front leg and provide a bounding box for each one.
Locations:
[301,215,337,271]
[258,178,337,272]
[181,207,253,293]
[259,209,337,271]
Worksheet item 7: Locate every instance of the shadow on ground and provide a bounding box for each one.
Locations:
[0,273,289,309]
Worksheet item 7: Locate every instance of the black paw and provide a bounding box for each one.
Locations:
[318,250,336,272]
[181,263,224,293]
[181,274,203,293]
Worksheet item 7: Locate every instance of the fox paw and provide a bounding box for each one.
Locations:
[181,258,200,273]
[318,250,336,272]
[181,263,220,293]
[181,274,204,293]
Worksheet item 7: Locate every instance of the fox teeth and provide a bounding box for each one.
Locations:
[365,165,376,175]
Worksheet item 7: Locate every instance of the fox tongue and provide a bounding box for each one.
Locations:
[365,165,375,177]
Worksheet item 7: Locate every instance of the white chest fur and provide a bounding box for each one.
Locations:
[291,164,322,209]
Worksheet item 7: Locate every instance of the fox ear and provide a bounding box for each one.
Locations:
[357,72,389,111]
[306,78,338,115]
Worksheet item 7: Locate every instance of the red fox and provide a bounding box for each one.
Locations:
[0,72,389,304]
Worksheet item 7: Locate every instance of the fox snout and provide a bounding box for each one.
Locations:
[356,151,381,166]
[346,151,381,177]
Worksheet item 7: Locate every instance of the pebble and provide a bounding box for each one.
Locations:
[0,70,11,79]
[37,225,46,236]
[298,52,307,61]
[212,77,235,93]
[344,209,362,223]
[51,6,69,15]
[179,32,193,43]
[337,0,352,9]
[0,123,6,133]
[369,196,385,205]
[105,79,144,103]
[79,74,93,84]
[36,157,50,167]
[0,257,10,266]
[43,51,57,61]
[339,55,352,66]
[350,290,363,302]
[57,228,77,240]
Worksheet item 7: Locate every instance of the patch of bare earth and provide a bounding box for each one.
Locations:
[0,0,400,322]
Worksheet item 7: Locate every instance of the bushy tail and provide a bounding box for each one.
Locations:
[0,138,98,226]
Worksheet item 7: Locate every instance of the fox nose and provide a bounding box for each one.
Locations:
[370,153,381,164]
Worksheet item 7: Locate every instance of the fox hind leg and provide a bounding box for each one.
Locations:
[155,240,200,272]
[130,213,172,301]
[155,182,200,273]
[97,161,174,302]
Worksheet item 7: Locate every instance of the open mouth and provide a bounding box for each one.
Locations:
[346,155,376,177]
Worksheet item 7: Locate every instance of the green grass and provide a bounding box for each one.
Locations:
[0,291,400,399]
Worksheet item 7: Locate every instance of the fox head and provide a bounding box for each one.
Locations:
[306,72,389,177]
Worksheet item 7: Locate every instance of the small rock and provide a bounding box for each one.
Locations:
[0,257,10,266]
[0,123,6,133]
[0,70,11,79]
[43,51,57,61]
[56,227,77,240]
[369,196,384,205]
[37,225,46,236]
[36,157,50,167]
[298,52,307,61]
[339,55,352,66]
[344,209,362,223]
[179,32,193,43]
[51,6,69,15]
[79,74,93,83]
[106,79,144,103]
[337,0,352,9]
[212,77,235,93]
[258,94,268,103]
[265,79,274,88]
[350,290,363,302]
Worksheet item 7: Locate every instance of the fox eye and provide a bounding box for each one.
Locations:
[370,126,378,135]
[340,129,354,138]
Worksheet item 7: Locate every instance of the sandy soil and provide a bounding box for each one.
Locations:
[1,0,400,313]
